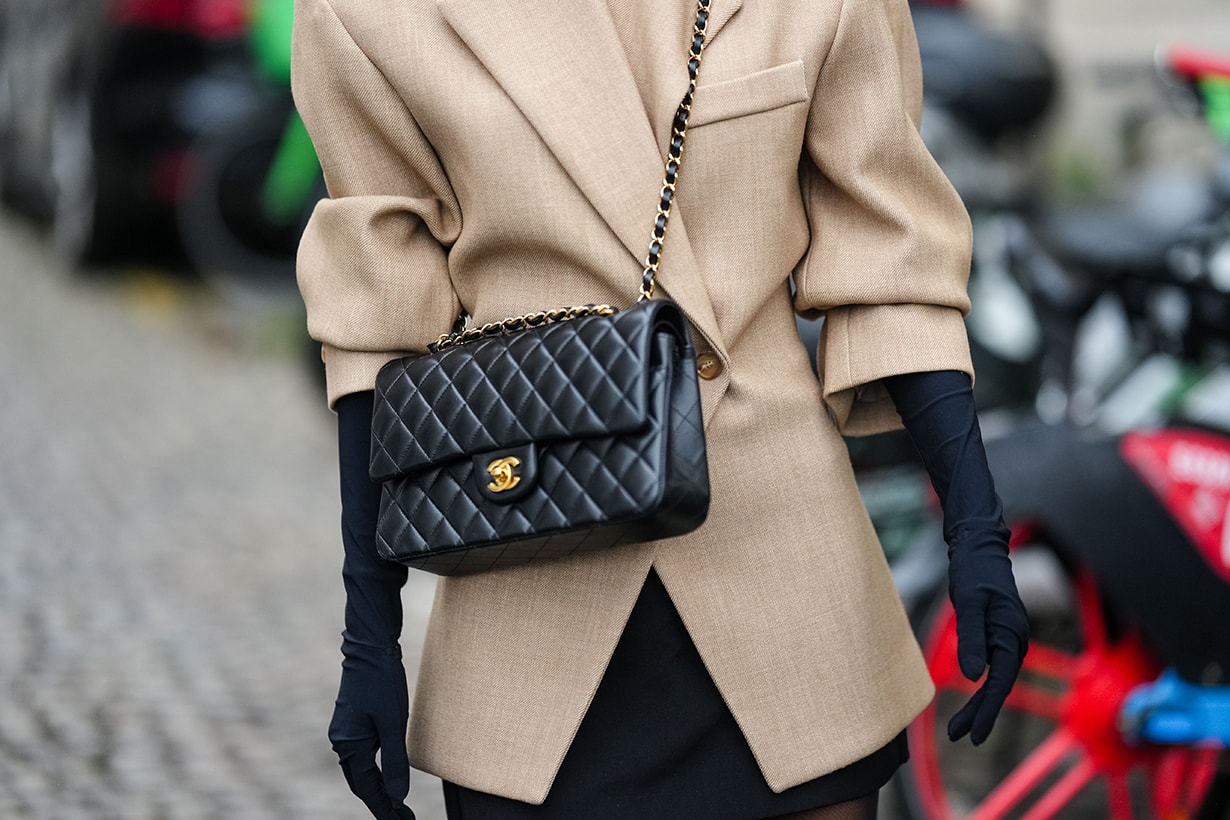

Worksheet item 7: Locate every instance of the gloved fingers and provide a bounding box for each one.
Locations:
[952,597,989,681]
[335,737,391,809]
[975,636,1026,737]
[375,713,411,804]
[947,687,984,743]
[950,640,1024,745]
[948,682,1002,746]
[336,738,412,820]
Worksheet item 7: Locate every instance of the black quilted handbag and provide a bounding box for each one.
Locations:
[367,0,714,575]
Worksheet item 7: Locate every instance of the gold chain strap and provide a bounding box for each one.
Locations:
[640,0,711,301]
[429,0,711,353]
[429,304,618,351]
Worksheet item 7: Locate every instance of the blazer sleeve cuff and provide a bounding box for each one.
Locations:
[322,345,407,410]
[820,303,973,436]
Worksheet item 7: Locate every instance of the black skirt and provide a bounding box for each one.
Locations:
[442,569,907,820]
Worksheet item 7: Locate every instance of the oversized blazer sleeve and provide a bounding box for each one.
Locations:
[292,0,462,406]
[794,0,974,435]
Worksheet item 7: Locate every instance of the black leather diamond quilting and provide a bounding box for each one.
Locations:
[369,299,710,575]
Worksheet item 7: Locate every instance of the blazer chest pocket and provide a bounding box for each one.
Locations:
[689,61,809,128]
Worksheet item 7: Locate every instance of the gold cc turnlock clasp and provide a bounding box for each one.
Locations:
[486,456,522,493]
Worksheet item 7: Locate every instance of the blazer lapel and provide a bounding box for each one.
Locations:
[437,0,736,380]
[437,0,661,266]
[706,0,743,41]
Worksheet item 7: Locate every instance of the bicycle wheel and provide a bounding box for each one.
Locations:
[902,534,1221,820]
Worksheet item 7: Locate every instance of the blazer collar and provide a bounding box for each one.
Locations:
[436,0,741,364]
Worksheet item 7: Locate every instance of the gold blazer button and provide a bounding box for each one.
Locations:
[696,351,723,380]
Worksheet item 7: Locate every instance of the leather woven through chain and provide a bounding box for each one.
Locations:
[640,0,710,301]
[426,0,711,353]
[371,301,710,574]
[428,305,616,353]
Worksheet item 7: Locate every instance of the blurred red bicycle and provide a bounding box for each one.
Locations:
[898,45,1230,820]
[907,423,1230,819]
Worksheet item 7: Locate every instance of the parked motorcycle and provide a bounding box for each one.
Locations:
[898,46,1230,819]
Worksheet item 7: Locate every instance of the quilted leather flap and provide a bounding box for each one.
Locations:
[370,300,689,482]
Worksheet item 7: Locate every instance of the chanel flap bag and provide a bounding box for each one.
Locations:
[368,0,713,575]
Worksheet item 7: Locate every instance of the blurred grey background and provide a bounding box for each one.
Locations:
[0,0,1228,818]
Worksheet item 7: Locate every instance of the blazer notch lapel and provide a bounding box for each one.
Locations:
[706,0,743,42]
[437,0,663,263]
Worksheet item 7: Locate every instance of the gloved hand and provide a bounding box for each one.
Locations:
[332,390,417,820]
[883,370,1029,746]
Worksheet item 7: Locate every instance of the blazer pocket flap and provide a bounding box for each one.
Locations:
[689,61,809,128]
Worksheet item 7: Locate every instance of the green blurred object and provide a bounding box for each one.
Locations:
[249,0,295,86]
[247,0,316,224]
[262,111,317,223]
[1200,75,1230,142]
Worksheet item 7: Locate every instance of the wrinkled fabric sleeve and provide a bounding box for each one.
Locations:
[794,0,974,435]
[292,0,462,407]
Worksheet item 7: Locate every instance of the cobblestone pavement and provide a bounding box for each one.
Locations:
[0,216,443,820]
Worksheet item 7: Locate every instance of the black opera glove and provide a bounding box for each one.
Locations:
[883,370,1029,746]
[332,391,417,820]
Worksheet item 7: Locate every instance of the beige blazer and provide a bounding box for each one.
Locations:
[292,0,974,804]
